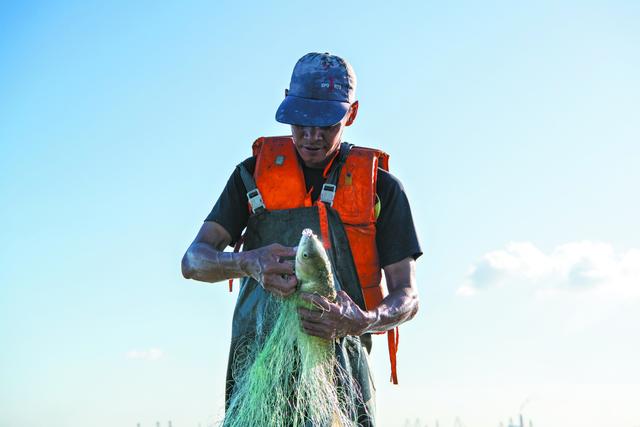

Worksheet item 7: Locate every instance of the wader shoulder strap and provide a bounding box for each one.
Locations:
[228,162,262,293]
[320,142,354,206]
[236,162,265,214]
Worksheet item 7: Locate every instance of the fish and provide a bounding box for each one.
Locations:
[293,228,337,369]
[295,228,337,304]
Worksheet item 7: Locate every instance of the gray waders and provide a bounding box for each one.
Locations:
[224,205,377,427]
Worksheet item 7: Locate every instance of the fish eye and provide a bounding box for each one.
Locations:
[302,252,308,258]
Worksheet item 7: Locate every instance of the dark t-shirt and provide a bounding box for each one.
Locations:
[206,153,422,267]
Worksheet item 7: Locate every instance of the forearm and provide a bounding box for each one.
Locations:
[182,242,248,283]
[363,286,419,334]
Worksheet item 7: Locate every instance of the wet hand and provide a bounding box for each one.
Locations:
[243,243,297,297]
[297,290,374,339]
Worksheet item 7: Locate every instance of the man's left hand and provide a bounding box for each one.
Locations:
[297,290,373,340]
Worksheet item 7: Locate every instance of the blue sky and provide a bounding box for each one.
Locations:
[1,1,639,426]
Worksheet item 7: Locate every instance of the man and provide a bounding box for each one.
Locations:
[182,52,421,426]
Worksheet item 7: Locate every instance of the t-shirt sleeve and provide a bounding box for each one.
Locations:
[204,157,256,246]
[375,169,423,267]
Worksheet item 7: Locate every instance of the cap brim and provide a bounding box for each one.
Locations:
[275,95,350,127]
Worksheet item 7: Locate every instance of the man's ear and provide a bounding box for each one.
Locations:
[345,101,359,126]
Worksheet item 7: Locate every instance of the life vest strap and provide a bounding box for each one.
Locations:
[387,327,400,384]
[316,202,331,250]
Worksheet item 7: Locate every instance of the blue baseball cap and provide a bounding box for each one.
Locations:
[276,52,357,127]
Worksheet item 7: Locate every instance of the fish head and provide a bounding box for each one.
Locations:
[295,229,332,287]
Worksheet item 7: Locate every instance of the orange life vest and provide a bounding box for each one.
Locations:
[247,135,400,384]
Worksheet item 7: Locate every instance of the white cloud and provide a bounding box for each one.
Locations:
[125,348,164,361]
[459,241,640,299]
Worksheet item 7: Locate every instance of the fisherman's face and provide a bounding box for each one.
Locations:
[290,102,358,169]
[291,121,345,169]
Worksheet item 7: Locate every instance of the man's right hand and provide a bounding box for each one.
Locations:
[242,243,298,297]
[182,222,298,295]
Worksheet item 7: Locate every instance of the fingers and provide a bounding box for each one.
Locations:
[262,272,297,297]
[335,290,353,302]
[298,292,332,311]
[268,243,297,258]
[266,260,295,275]
[257,244,296,275]
[299,307,335,338]
[300,319,333,340]
[298,307,328,322]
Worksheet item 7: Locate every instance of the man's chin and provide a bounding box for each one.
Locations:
[300,151,328,168]
[302,159,326,169]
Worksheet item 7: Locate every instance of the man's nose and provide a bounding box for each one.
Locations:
[302,126,323,140]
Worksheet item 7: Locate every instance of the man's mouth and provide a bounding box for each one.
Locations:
[302,146,323,152]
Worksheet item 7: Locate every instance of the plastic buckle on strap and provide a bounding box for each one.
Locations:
[246,189,265,213]
[320,183,336,206]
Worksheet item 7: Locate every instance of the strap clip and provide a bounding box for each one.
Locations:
[320,183,337,206]
[246,189,265,213]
